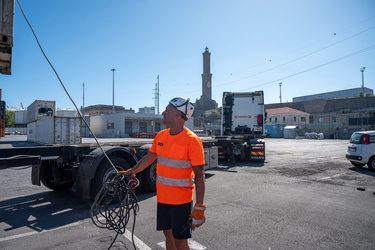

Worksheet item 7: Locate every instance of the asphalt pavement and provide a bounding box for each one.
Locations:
[0,137,374,250]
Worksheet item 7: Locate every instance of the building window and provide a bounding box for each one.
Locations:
[294,117,297,122]
[275,117,278,123]
[283,117,286,122]
[349,117,375,126]
[125,121,132,134]
[318,117,324,123]
[332,117,336,123]
[139,122,147,132]
[269,117,272,123]
[301,117,306,122]
[155,122,161,132]
[107,122,114,129]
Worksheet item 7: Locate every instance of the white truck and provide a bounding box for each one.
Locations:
[216,91,266,162]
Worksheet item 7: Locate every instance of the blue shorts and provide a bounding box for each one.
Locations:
[157,201,193,239]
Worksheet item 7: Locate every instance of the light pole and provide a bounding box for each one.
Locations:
[360,67,365,97]
[279,82,282,103]
[82,82,85,115]
[111,69,116,113]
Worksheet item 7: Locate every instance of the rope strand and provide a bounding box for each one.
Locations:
[90,175,139,249]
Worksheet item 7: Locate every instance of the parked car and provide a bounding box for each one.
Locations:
[346,131,375,170]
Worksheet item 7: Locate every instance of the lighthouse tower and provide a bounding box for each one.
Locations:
[202,47,212,100]
[195,47,217,113]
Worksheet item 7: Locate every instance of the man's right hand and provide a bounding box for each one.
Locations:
[116,169,135,177]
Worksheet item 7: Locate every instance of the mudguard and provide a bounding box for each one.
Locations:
[75,146,137,199]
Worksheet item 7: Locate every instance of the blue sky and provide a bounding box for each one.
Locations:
[1,0,375,113]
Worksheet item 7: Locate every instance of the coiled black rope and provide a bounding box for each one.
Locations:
[90,175,139,249]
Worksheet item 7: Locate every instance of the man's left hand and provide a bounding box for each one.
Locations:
[190,204,206,230]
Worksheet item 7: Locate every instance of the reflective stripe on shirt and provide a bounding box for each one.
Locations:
[156,175,194,187]
[157,155,191,169]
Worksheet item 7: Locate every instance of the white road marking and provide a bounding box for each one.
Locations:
[157,239,207,250]
[321,173,348,180]
[123,229,152,250]
[0,221,80,242]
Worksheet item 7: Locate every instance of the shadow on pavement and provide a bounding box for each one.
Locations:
[0,188,155,233]
[349,167,375,177]
[206,160,265,173]
[0,190,88,232]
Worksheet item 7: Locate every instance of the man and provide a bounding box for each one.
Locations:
[118,97,206,250]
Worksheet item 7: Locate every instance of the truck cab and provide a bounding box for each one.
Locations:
[216,91,266,162]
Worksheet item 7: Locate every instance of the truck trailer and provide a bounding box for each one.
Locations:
[0,92,219,201]
[0,137,156,200]
[1,135,217,200]
[216,91,266,162]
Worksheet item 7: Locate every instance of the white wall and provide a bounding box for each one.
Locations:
[89,113,165,137]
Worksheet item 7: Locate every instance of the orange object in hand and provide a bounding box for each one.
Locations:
[190,204,206,230]
[116,169,135,177]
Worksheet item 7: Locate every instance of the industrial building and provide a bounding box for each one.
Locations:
[293,87,373,102]
[88,113,165,138]
[82,104,134,116]
[265,94,375,139]
[86,112,196,138]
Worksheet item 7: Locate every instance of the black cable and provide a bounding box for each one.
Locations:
[214,25,375,89]
[90,175,139,250]
[15,0,118,173]
[237,44,375,92]
[15,1,140,249]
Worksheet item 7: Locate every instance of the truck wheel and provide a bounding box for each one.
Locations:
[141,161,156,192]
[367,156,375,171]
[350,161,365,168]
[91,156,131,200]
[40,161,74,191]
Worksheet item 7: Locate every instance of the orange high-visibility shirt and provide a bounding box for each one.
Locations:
[150,127,205,205]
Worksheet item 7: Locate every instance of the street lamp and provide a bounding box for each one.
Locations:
[279,82,282,103]
[111,69,116,113]
[360,67,365,97]
[82,82,85,115]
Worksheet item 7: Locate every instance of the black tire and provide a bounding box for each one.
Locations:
[350,161,365,168]
[367,156,375,171]
[141,161,156,192]
[40,161,74,191]
[90,156,131,200]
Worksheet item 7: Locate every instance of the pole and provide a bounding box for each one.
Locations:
[82,82,85,108]
[111,69,116,113]
[82,82,85,115]
[360,67,365,97]
[157,75,160,115]
[279,82,282,103]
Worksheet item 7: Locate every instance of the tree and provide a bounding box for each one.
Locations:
[5,110,16,127]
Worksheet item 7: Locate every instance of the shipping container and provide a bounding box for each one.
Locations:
[26,100,56,123]
[27,116,81,144]
[14,110,27,124]
[265,124,284,138]
[56,109,77,117]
